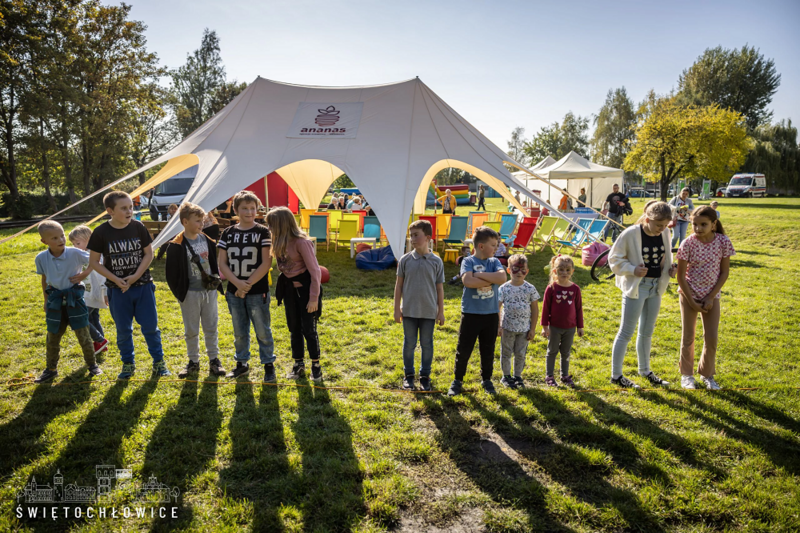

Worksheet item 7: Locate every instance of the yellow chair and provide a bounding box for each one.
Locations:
[342,213,361,236]
[494,211,512,222]
[328,210,343,234]
[436,214,452,247]
[336,220,359,251]
[299,209,315,231]
[484,221,501,233]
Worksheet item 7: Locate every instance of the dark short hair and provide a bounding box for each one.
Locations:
[232,190,261,212]
[473,226,499,245]
[409,219,432,237]
[103,191,132,210]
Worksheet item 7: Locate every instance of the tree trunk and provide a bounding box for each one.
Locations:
[2,107,19,202]
[62,145,77,204]
[40,120,57,213]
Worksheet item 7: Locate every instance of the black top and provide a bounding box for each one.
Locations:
[87,220,153,288]
[606,192,628,215]
[165,232,224,302]
[217,223,272,295]
[640,226,665,278]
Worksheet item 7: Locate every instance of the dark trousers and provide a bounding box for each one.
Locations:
[454,312,499,381]
[87,307,104,342]
[477,198,486,210]
[284,283,321,361]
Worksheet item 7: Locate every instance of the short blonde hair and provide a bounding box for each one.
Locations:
[38,220,63,236]
[179,202,205,223]
[68,225,92,241]
[508,254,528,269]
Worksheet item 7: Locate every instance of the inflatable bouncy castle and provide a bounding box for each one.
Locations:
[426,183,471,206]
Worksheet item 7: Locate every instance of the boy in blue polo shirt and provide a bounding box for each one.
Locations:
[34,221,102,383]
[448,226,507,396]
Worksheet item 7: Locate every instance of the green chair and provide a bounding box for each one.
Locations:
[544,218,572,251]
[531,216,558,251]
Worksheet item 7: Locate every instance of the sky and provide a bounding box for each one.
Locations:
[126,0,800,151]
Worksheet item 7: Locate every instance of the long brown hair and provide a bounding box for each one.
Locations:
[691,205,725,235]
[266,206,310,259]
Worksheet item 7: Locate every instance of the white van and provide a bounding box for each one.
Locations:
[725,173,766,198]
[148,165,197,219]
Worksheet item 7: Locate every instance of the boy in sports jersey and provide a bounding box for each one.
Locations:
[218,191,276,381]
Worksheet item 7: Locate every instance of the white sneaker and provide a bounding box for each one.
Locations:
[702,376,721,390]
[681,375,697,389]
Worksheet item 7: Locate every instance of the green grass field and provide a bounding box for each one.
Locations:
[1,197,799,532]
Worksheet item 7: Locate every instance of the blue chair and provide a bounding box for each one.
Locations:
[555,218,593,254]
[308,214,329,251]
[499,214,518,240]
[586,219,609,243]
[443,216,469,250]
[364,216,382,240]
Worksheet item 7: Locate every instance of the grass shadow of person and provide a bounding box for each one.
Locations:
[142,376,223,531]
[421,395,573,532]
[717,390,800,435]
[0,368,94,479]
[640,392,800,476]
[467,392,667,533]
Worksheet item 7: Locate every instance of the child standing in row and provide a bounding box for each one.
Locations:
[218,191,275,381]
[88,191,170,378]
[608,200,675,389]
[165,202,227,378]
[677,206,735,390]
[541,255,583,387]
[268,207,325,382]
[498,254,539,389]
[448,226,507,396]
[34,221,101,382]
[67,225,109,356]
[395,220,445,391]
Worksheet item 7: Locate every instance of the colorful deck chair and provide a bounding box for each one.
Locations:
[555,218,593,254]
[335,220,359,251]
[308,214,330,251]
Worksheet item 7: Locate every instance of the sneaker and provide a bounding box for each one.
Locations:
[34,369,58,383]
[209,358,227,376]
[560,375,576,388]
[310,361,323,382]
[402,374,416,390]
[178,360,200,379]
[447,275,462,286]
[681,375,697,390]
[545,375,558,387]
[118,363,136,380]
[152,360,172,377]
[610,375,641,389]
[263,363,277,383]
[513,376,526,389]
[88,364,103,377]
[642,371,670,387]
[419,376,432,392]
[226,362,250,379]
[701,376,721,390]
[93,338,109,355]
[500,375,517,389]
[447,379,463,397]
[286,361,306,380]
[481,380,497,395]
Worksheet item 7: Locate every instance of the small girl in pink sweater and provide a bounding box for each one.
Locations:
[266,207,323,381]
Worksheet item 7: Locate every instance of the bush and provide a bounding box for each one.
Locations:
[0,191,74,219]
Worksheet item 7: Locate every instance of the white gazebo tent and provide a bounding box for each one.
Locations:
[514,151,624,208]
[92,76,579,255]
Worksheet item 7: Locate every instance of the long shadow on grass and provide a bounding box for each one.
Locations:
[422,396,572,532]
[718,390,800,435]
[641,392,800,475]
[142,377,223,531]
[470,393,666,532]
[0,368,93,480]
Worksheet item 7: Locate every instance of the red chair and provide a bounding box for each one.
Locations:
[510,221,538,254]
[418,215,438,249]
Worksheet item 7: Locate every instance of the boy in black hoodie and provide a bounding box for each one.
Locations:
[165,202,227,378]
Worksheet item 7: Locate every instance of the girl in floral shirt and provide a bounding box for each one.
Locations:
[676,206,735,390]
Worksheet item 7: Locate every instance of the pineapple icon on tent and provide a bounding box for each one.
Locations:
[315,106,340,127]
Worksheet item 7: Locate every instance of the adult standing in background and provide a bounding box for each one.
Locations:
[604,184,628,243]
[669,187,695,247]
[578,188,587,207]
[437,189,457,215]
[476,185,486,211]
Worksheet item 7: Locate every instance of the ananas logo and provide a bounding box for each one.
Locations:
[315,106,340,127]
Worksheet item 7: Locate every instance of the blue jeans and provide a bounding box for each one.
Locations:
[87,307,104,342]
[611,277,662,378]
[672,220,688,247]
[107,284,164,364]
[604,213,624,242]
[226,291,275,365]
[402,317,435,377]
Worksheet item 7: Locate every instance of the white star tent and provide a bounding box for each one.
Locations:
[102,77,575,254]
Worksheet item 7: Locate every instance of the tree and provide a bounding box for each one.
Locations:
[592,87,636,169]
[170,28,226,138]
[128,84,179,185]
[678,45,780,131]
[624,94,752,201]
[741,119,799,194]
[523,111,589,163]
[506,127,528,167]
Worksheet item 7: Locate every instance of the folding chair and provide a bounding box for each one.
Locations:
[342,213,362,235]
[436,214,452,244]
[531,216,558,251]
[555,218,593,255]
[499,214,518,240]
[363,216,382,240]
[543,218,572,251]
[419,215,438,249]
[442,216,469,251]
[308,214,330,251]
[300,208,315,231]
[335,220,359,251]
[509,221,538,254]
[468,212,489,237]
[328,210,343,234]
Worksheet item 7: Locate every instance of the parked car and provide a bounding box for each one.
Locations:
[148,166,197,219]
[725,174,766,198]
[627,187,653,198]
